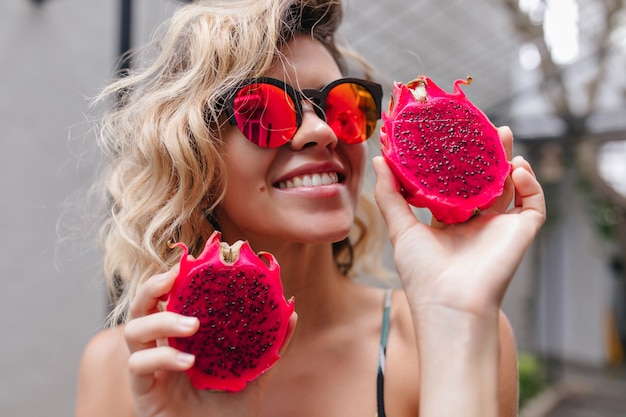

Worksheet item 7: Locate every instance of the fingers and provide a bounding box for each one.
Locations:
[485,126,515,213]
[125,308,199,396]
[125,310,199,395]
[128,345,196,396]
[509,156,546,227]
[372,156,420,242]
[125,268,197,395]
[125,311,199,353]
[278,311,298,357]
[498,126,513,160]
[129,269,178,320]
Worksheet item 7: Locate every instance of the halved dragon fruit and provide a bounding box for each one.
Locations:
[166,231,294,392]
[380,75,511,224]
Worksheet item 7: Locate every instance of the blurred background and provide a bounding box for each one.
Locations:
[1,0,625,416]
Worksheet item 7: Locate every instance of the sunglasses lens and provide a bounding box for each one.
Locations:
[325,83,378,144]
[232,83,297,148]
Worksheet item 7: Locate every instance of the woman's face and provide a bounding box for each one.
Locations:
[217,36,368,247]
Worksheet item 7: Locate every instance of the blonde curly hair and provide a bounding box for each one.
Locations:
[95,0,389,326]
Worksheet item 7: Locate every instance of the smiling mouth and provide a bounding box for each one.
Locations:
[275,172,341,189]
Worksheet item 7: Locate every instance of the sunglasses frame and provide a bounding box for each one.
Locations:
[221,77,383,147]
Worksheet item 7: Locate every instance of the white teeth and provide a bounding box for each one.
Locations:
[277,172,339,189]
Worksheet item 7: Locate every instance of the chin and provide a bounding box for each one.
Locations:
[298,218,353,244]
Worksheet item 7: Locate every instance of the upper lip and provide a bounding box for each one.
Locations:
[273,161,346,186]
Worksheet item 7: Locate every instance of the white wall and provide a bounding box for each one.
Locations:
[534,174,614,366]
[0,1,172,416]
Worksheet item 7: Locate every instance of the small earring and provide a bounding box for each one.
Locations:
[332,237,354,275]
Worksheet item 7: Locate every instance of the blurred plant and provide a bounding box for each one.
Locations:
[518,353,548,409]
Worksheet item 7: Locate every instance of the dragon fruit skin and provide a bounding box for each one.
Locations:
[380,75,511,224]
[165,231,294,392]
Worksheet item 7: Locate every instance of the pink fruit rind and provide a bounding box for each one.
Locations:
[165,231,294,392]
[380,75,511,223]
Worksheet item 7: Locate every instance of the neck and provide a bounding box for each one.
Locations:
[261,240,350,335]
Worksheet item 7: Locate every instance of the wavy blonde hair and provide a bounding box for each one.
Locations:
[95,0,389,325]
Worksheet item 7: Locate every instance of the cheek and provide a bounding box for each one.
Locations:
[221,130,274,200]
[348,142,368,190]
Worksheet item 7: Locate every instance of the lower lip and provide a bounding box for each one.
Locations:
[273,183,344,199]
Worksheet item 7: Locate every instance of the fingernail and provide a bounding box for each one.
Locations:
[178,316,198,328]
[177,352,195,365]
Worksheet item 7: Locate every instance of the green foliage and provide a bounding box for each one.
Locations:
[518,353,547,409]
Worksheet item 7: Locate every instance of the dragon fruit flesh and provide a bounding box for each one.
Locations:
[380,75,511,224]
[166,231,294,392]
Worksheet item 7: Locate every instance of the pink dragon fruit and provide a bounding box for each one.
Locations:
[380,75,511,224]
[166,231,294,392]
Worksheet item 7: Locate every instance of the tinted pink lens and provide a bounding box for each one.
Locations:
[325,83,378,144]
[232,83,297,148]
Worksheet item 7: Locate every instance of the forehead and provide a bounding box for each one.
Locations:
[265,36,342,89]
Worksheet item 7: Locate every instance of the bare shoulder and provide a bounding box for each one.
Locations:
[497,310,520,417]
[389,290,415,338]
[76,325,134,417]
[384,290,420,416]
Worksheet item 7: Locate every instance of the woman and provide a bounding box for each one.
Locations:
[76,1,546,416]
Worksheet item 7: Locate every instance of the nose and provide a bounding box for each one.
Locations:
[289,100,338,151]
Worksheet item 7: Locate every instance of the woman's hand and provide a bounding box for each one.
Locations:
[124,268,296,417]
[373,126,545,417]
[373,126,546,316]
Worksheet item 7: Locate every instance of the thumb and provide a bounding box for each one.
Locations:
[372,156,420,242]
[278,311,297,357]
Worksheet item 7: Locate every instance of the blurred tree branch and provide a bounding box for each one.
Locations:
[500,0,626,366]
